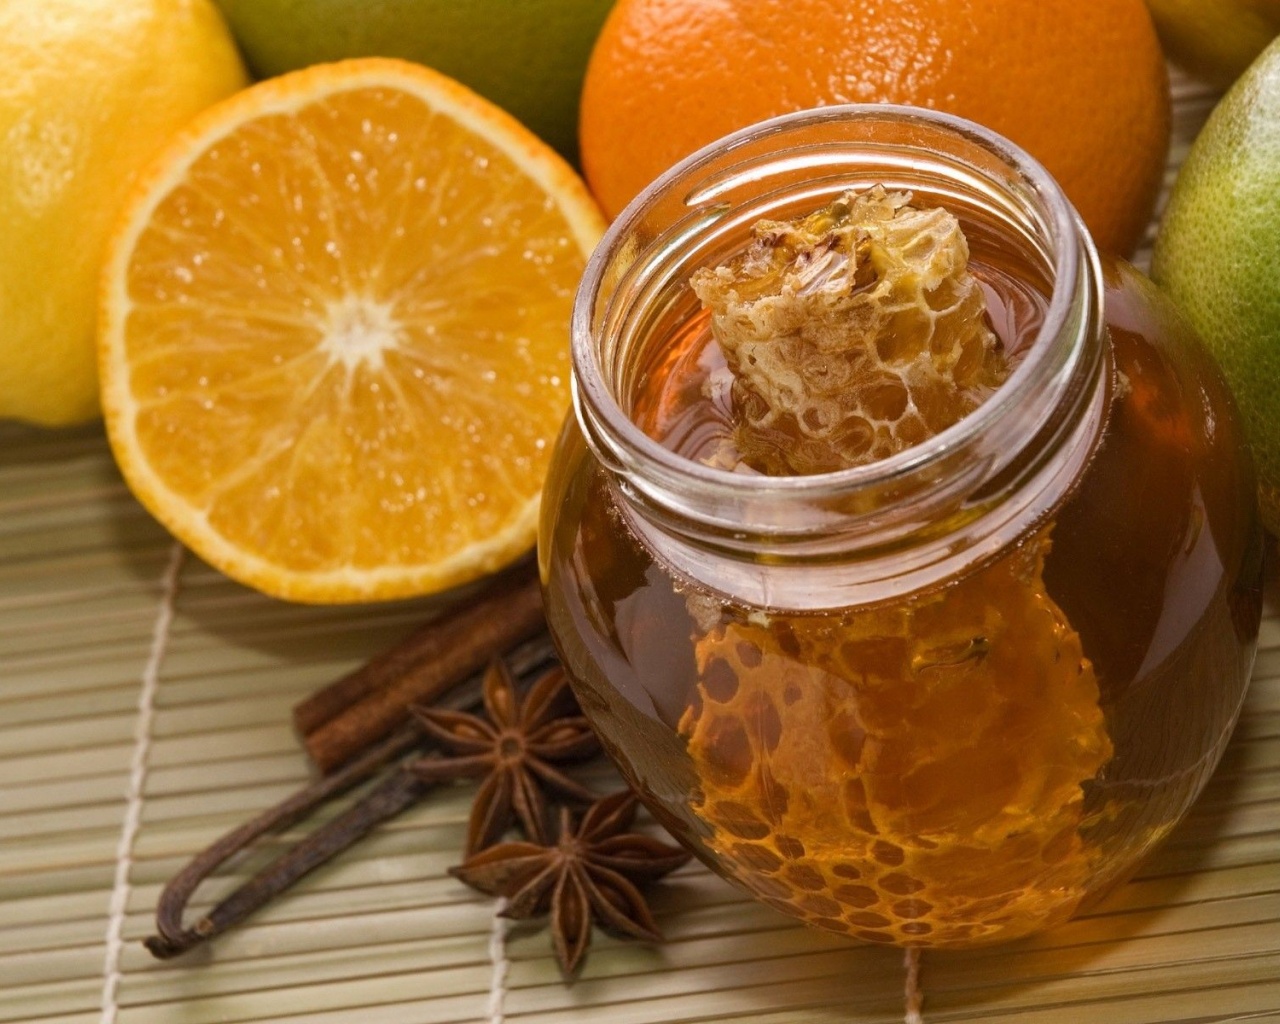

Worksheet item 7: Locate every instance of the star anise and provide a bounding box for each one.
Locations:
[450,790,692,975]
[410,660,599,854]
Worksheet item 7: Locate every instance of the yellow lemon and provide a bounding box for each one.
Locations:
[99,59,605,603]
[0,0,247,426]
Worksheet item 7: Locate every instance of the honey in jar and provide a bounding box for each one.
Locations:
[539,107,1263,947]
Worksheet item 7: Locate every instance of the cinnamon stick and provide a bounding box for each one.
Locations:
[293,561,540,737]
[301,571,547,772]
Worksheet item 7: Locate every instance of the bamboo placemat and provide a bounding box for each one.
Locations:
[3,70,1278,1024]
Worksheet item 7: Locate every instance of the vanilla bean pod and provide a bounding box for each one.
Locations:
[146,639,558,960]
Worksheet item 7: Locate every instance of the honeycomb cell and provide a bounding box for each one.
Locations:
[872,841,906,867]
[703,657,740,702]
[892,899,933,919]
[775,834,806,859]
[834,884,880,908]
[731,842,783,873]
[709,800,771,839]
[798,893,844,917]
[880,873,927,896]
[786,864,828,890]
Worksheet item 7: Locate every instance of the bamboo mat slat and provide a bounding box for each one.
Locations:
[2,68,1278,1024]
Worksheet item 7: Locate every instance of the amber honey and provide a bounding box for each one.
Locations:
[540,107,1262,948]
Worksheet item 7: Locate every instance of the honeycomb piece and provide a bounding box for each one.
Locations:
[690,186,1008,475]
[678,531,1113,946]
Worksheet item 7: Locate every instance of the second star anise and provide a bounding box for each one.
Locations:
[451,790,692,975]
[410,660,599,854]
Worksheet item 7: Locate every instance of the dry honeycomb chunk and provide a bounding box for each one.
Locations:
[690,186,1008,475]
[677,531,1113,946]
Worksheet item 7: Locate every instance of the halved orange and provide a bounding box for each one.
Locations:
[99,58,604,603]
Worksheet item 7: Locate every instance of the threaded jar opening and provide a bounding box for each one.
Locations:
[570,105,1106,606]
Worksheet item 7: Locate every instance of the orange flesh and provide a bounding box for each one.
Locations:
[108,70,597,598]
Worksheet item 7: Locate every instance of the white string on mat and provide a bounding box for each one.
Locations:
[487,896,513,1024]
[98,542,185,1024]
[904,946,924,1024]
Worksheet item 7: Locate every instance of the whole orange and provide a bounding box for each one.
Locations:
[579,0,1169,256]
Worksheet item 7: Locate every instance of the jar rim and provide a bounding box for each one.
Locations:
[570,103,1093,502]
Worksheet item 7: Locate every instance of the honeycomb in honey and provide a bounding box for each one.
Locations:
[678,532,1113,946]
[690,186,1009,475]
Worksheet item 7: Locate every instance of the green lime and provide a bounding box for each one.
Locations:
[1153,36,1280,532]
[213,0,615,160]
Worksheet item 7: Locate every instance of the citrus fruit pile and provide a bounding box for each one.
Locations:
[99,59,604,602]
[6,0,1275,605]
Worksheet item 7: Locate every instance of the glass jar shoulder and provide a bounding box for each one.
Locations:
[1037,257,1263,867]
[1045,256,1261,711]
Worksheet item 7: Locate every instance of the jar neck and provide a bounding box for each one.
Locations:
[571,106,1108,610]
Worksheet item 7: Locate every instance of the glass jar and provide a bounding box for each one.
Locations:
[539,106,1263,948]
